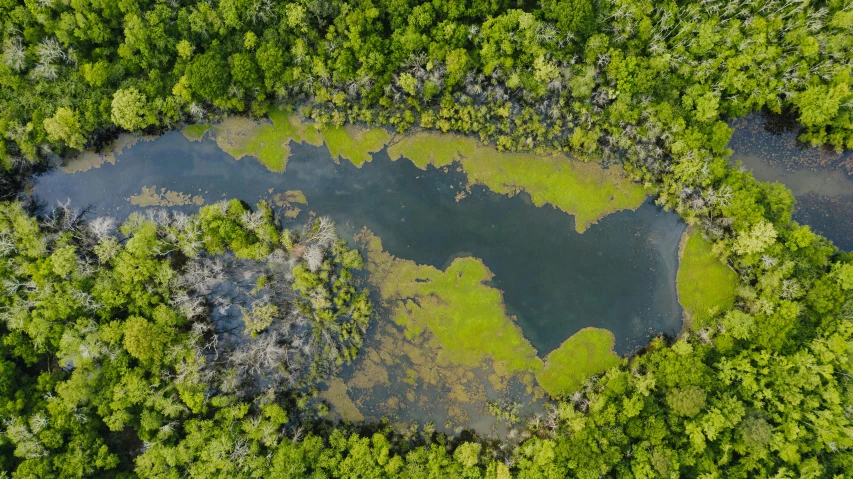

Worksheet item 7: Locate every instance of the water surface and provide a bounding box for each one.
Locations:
[34,131,685,355]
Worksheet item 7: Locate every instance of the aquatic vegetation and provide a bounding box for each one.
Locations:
[677,229,738,329]
[210,110,393,171]
[328,319,520,433]
[535,328,622,398]
[210,108,322,172]
[320,378,365,422]
[273,189,308,219]
[206,114,643,232]
[388,133,646,232]
[128,185,204,207]
[357,228,542,377]
[321,124,390,167]
[180,123,211,142]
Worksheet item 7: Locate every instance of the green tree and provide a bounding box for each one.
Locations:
[43,107,86,150]
[186,50,231,101]
[111,88,149,131]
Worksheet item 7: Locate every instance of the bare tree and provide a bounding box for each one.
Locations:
[2,37,26,71]
[88,216,117,241]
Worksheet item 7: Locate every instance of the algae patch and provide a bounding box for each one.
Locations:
[273,189,308,219]
[128,186,204,207]
[676,228,738,329]
[208,108,392,172]
[536,328,622,398]
[321,124,390,167]
[320,378,364,422]
[209,108,323,172]
[387,132,647,232]
[180,123,211,141]
[356,228,542,378]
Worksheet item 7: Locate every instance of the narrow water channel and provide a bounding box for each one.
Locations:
[729,114,853,251]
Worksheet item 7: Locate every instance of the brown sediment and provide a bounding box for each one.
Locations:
[61,134,151,173]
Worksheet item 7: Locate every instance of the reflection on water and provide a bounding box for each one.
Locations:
[33,131,685,433]
[729,114,853,250]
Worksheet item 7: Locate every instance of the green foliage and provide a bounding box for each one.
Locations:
[186,50,231,101]
[677,230,738,328]
[536,328,622,397]
[0,199,382,477]
[43,107,86,150]
[2,0,853,476]
[111,88,150,131]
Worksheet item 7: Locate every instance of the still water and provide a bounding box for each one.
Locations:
[33,131,685,356]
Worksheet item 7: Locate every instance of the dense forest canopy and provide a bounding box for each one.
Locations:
[0,0,852,477]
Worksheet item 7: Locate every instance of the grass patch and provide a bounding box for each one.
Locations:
[180,124,211,141]
[535,328,622,398]
[357,228,543,378]
[321,125,390,167]
[387,132,646,232]
[210,107,322,172]
[677,229,738,328]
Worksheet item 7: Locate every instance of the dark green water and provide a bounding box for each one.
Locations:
[33,131,685,356]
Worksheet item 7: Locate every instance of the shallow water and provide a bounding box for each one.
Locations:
[34,131,685,357]
[729,114,853,250]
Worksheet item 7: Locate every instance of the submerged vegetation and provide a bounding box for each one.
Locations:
[1,0,853,476]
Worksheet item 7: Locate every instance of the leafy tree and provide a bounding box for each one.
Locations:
[111,87,150,131]
[43,107,86,150]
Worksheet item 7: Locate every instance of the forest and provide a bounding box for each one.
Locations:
[1,0,853,477]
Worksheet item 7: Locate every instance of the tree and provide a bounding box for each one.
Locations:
[665,386,706,417]
[794,82,850,128]
[540,0,595,39]
[111,88,149,131]
[123,316,170,361]
[454,442,482,468]
[43,107,86,150]
[186,50,231,101]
